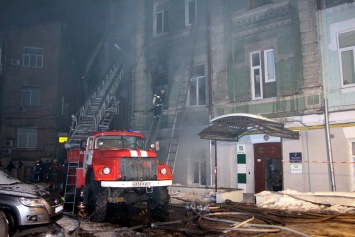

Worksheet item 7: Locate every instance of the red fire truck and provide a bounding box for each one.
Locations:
[65,130,173,221]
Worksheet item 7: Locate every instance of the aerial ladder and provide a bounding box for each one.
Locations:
[63,57,125,214]
[165,21,200,173]
[144,110,164,149]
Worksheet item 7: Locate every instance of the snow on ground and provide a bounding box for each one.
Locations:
[256,189,355,213]
[170,188,355,214]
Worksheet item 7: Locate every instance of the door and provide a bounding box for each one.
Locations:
[254,142,282,193]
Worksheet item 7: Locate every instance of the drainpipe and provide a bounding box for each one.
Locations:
[207,11,214,188]
[214,140,218,192]
[317,0,336,191]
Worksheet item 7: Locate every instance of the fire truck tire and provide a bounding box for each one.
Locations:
[147,186,170,218]
[88,180,108,222]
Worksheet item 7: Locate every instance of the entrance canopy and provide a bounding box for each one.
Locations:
[199,113,299,141]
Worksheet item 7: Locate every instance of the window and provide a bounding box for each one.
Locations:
[23,47,43,67]
[21,86,40,106]
[338,30,355,87]
[250,49,276,100]
[188,64,206,106]
[251,52,263,99]
[154,1,169,35]
[264,49,275,82]
[193,161,207,185]
[153,62,168,88]
[18,128,37,148]
[185,0,197,26]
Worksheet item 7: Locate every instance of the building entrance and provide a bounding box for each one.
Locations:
[254,142,282,193]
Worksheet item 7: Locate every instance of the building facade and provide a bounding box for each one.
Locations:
[0,22,80,167]
[124,0,355,193]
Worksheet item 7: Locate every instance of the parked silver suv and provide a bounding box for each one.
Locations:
[0,167,63,236]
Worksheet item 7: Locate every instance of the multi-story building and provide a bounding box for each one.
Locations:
[3,0,354,195]
[0,21,80,168]
[122,0,355,194]
[313,0,355,192]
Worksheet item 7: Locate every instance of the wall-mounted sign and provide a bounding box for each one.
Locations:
[290,163,303,174]
[289,152,302,163]
[237,144,245,154]
[59,137,68,143]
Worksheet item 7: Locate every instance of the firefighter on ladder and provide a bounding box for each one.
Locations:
[152,88,167,119]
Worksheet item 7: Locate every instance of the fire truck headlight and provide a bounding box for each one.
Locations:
[150,143,155,149]
[102,167,111,175]
[160,167,167,175]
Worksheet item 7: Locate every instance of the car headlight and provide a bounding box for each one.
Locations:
[102,167,111,175]
[19,197,45,207]
[160,167,167,175]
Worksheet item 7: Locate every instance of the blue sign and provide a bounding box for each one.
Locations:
[289,152,302,163]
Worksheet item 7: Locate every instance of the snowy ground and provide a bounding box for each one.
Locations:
[170,188,355,213]
[255,189,355,213]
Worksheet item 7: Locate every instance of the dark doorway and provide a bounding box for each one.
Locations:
[254,142,282,193]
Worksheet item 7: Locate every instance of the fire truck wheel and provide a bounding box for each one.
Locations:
[147,186,170,219]
[88,180,108,222]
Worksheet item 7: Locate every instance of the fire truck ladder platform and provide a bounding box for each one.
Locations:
[145,112,164,149]
[65,59,125,149]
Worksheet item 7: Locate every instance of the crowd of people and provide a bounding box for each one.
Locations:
[3,159,67,191]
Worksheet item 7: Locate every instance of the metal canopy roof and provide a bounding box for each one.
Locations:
[199,113,299,141]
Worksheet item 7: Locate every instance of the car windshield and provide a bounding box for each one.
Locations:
[95,135,144,150]
[0,167,21,185]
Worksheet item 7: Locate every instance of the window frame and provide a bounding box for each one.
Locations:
[250,49,276,100]
[21,85,40,106]
[192,161,207,185]
[338,30,355,88]
[250,51,263,100]
[18,127,38,149]
[185,0,197,27]
[154,1,169,36]
[264,49,276,82]
[188,75,206,107]
[23,47,43,68]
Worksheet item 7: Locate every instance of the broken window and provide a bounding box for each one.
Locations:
[339,30,355,87]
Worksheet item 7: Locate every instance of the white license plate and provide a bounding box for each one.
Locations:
[55,205,63,213]
[132,181,151,187]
